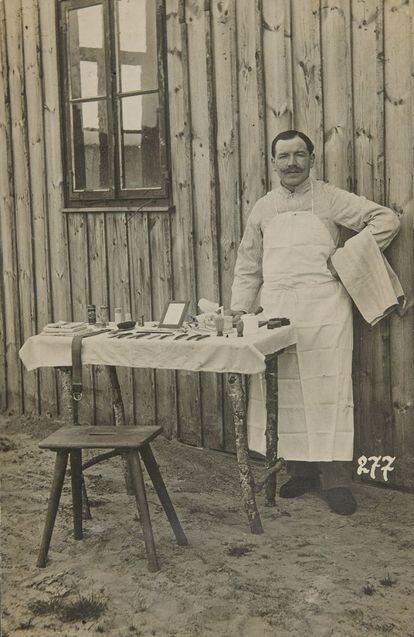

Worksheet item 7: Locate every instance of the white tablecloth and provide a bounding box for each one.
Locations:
[19,326,296,375]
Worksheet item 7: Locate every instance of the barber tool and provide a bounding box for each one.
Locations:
[195,334,210,341]
[71,329,111,405]
[108,329,129,337]
[267,319,282,329]
[267,317,290,329]
[128,333,149,339]
[174,333,188,340]
[236,321,244,337]
[159,333,175,340]
[267,317,290,330]
[116,331,134,338]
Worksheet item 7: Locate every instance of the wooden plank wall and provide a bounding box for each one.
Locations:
[0,0,413,487]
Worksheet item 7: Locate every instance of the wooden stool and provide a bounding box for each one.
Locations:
[37,426,188,572]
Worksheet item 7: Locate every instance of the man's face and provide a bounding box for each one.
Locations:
[272,136,314,189]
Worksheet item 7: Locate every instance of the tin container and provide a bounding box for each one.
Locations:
[114,307,123,324]
[87,304,96,324]
[99,305,109,327]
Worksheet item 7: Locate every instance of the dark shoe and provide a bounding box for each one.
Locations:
[325,487,357,515]
[279,475,320,498]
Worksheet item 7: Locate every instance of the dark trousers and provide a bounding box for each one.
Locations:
[286,461,352,490]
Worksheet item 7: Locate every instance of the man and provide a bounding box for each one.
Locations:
[230,130,400,515]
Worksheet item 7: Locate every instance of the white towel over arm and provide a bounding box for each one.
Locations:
[331,227,405,325]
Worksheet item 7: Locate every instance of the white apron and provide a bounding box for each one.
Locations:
[247,205,354,462]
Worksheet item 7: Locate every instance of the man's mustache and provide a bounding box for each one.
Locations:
[282,168,303,174]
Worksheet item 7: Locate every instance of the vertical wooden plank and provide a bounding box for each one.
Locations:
[262,0,294,189]
[127,213,156,427]
[88,213,112,426]
[351,0,394,481]
[67,213,95,424]
[0,240,6,412]
[291,0,324,178]
[186,0,223,449]
[0,0,21,412]
[106,213,135,425]
[21,0,57,415]
[321,0,353,190]
[38,0,72,320]
[166,0,202,444]
[39,0,72,417]
[211,0,241,452]
[148,213,178,438]
[4,0,38,413]
[385,0,414,489]
[236,0,267,227]
[212,0,241,310]
[352,0,385,200]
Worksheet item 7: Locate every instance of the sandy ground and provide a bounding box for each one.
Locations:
[1,413,414,637]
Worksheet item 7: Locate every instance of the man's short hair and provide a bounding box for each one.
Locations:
[271,130,314,158]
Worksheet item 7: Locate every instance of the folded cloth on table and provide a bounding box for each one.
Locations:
[42,321,91,335]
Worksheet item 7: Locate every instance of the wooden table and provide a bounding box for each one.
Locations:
[20,326,296,534]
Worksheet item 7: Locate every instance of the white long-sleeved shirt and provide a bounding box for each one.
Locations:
[231,178,400,312]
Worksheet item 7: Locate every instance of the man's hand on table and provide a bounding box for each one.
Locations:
[230,310,247,327]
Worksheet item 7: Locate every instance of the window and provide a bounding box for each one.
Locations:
[58,0,170,209]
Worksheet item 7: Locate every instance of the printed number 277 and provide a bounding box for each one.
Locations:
[357,456,396,482]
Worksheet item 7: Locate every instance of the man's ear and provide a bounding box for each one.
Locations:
[310,153,315,167]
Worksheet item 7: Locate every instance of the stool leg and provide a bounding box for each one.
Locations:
[140,445,188,546]
[70,450,83,539]
[127,450,160,572]
[37,451,68,568]
[82,477,92,520]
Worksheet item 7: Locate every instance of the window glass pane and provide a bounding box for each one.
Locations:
[116,0,158,93]
[72,101,110,191]
[68,5,106,99]
[120,64,142,92]
[119,93,161,189]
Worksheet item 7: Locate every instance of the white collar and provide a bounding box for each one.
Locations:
[278,177,312,197]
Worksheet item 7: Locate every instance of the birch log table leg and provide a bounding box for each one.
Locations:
[227,373,263,534]
[264,353,281,507]
[58,367,74,424]
[57,367,92,520]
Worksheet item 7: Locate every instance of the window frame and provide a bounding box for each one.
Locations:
[57,0,171,210]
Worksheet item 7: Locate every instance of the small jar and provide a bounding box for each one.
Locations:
[214,315,224,336]
[87,304,96,324]
[100,305,109,326]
